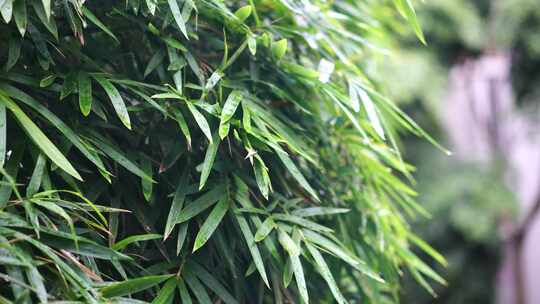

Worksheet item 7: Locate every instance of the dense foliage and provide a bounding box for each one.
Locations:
[0,0,444,303]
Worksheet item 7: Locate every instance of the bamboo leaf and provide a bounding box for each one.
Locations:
[306,243,346,304]
[176,183,225,224]
[112,234,162,251]
[0,103,5,167]
[254,217,275,242]
[235,212,269,288]
[101,275,173,298]
[141,156,153,202]
[164,171,189,240]
[78,72,92,116]
[82,6,119,42]
[5,37,21,71]
[151,278,177,304]
[187,261,239,304]
[177,279,193,304]
[168,0,188,39]
[41,0,50,20]
[291,253,308,303]
[1,0,12,23]
[186,102,212,143]
[275,150,319,202]
[96,139,154,182]
[183,273,212,304]
[26,154,46,197]
[0,92,82,180]
[144,49,166,78]
[193,196,229,252]
[199,132,220,190]
[93,75,131,130]
[13,0,26,36]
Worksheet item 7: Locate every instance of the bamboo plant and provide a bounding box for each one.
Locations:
[0,0,445,303]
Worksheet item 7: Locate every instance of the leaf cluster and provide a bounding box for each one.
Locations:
[0,0,444,303]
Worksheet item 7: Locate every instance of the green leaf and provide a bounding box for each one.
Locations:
[13,0,26,36]
[41,0,50,20]
[95,139,154,182]
[199,132,220,190]
[25,266,47,303]
[273,214,333,233]
[235,212,269,288]
[31,0,57,39]
[394,0,426,44]
[176,183,225,224]
[303,230,384,283]
[291,253,308,304]
[219,90,242,139]
[187,261,238,304]
[78,72,92,116]
[234,6,252,23]
[1,0,13,23]
[168,0,188,39]
[0,83,109,174]
[306,243,346,304]
[101,274,173,298]
[177,279,192,304]
[247,34,256,56]
[26,154,46,197]
[5,37,21,71]
[254,217,275,242]
[0,92,82,181]
[176,222,188,255]
[275,150,319,201]
[271,39,287,60]
[40,74,56,87]
[93,74,132,130]
[186,102,212,143]
[151,278,177,304]
[144,49,166,78]
[60,72,77,100]
[172,109,192,149]
[112,233,162,251]
[193,196,229,252]
[183,273,211,304]
[0,103,5,167]
[253,156,270,200]
[357,86,385,140]
[292,207,350,217]
[141,156,153,202]
[283,256,293,288]
[278,229,299,257]
[164,171,189,240]
[82,6,119,42]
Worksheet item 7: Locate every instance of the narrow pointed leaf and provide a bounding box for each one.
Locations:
[78,72,92,116]
[101,274,173,298]
[193,196,229,252]
[0,92,82,180]
[186,103,212,143]
[93,75,131,130]
[254,217,275,242]
[199,133,220,190]
[168,0,188,39]
[235,213,269,288]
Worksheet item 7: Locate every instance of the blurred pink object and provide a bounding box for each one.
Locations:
[441,51,540,304]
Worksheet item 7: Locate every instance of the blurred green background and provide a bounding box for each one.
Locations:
[372,0,540,303]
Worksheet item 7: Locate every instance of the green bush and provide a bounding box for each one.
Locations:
[0,0,443,303]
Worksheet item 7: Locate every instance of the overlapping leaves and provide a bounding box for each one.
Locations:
[0,0,444,303]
